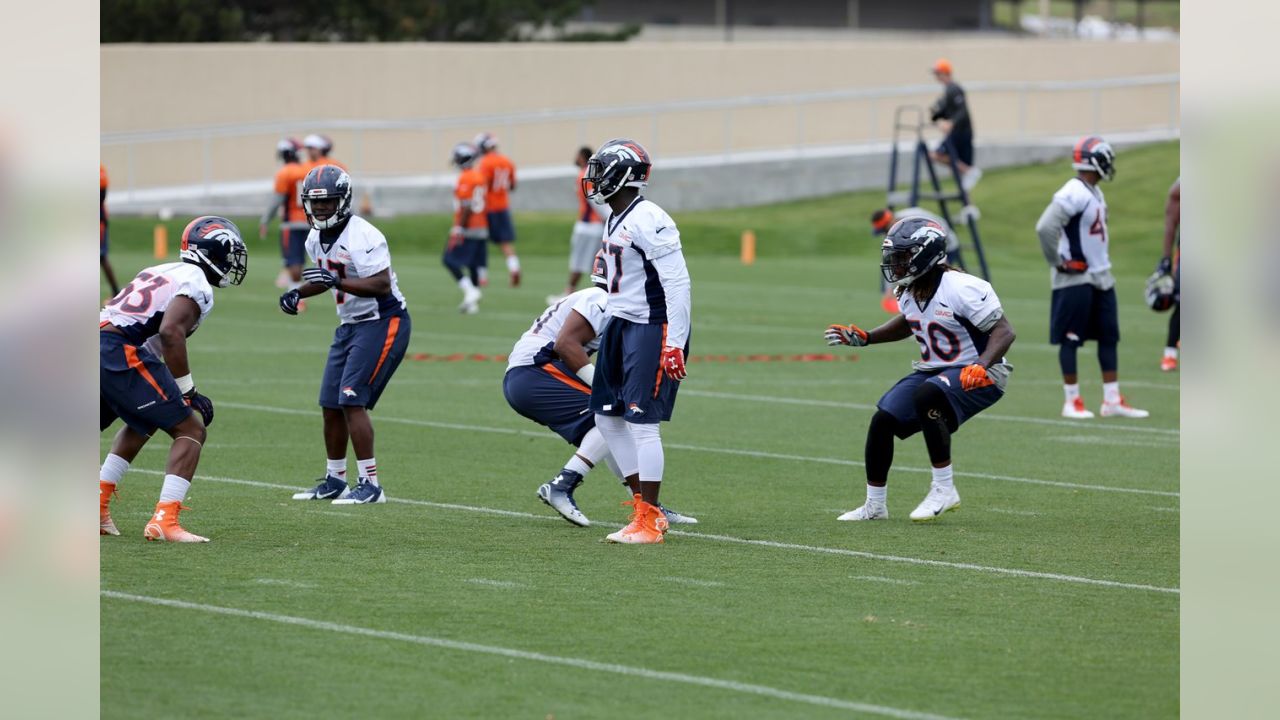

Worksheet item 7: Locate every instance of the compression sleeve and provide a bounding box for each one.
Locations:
[650,248,692,349]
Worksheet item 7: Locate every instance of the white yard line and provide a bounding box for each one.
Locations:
[129,469,1179,595]
[254,578,318,589]
[100,590,960,720]
[464,578,528,590]
[986,508,1041,517]
[659,576,727,588]
[848,576,919,586]
[217,402,1178,498]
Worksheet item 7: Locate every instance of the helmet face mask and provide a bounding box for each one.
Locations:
[301,165,353,230]
[581,138,651,205]
[879,218,948,288]
[180,216,247,288]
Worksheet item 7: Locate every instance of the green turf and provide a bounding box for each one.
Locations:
[101,142,1179,719]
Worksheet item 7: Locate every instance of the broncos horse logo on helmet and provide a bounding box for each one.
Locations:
[301,164,353,230]
[581,138,652,205]
[451,142,480,169]
[181,216,247,288]
[1071,135,1117,181]
[880,217,949,288]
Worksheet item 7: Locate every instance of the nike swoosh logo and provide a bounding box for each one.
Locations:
[980,294,988,301]
[934,508,943,515]
[365,247,374,253]
[656,226,668,233]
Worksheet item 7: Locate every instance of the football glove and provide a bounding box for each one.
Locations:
[302,266,338,288]
[184,389,215,426]
[1155,256,1173,276]
[1056,260,1088,274]
[447,226,464,251]
[824,324,869,347]
[279,289,301,315]
[959,364,995,392]
[661,346,687,381]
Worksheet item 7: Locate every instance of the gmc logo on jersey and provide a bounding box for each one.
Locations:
[934,310,953,319]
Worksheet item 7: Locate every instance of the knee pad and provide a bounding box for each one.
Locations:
[912,381,957,432]
[629,422,661,445]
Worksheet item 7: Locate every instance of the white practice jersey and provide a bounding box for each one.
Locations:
[507,287,610,370]
[100,262,214,344]
[1051,177,1110,273]
[305,216,407,324]
[596,197,692,347]
[896,270,1005,371]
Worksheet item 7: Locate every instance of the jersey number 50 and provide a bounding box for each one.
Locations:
[907,320,962,362]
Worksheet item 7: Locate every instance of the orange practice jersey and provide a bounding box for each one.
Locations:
[577,167,602,223]
[273,162,308,223]
[478,152,516,212]
[454,168,488,233]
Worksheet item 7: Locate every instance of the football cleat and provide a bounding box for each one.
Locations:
[458,286,482,315]
[658,504,698,525]
[143,501,210,543]
[909,484,961,522]
[331,479,385,504]
[1100,398,1149,418]
[275,270,290,289]
[100,481,120,536]
[837,503,888,521]
[1160,356,1178,372]
[605,495,667,544]
[292,475,349,501]
[960,167,984,192]
[537,471,590,527]
[509,270,521,288]
[1061,397,1095,419]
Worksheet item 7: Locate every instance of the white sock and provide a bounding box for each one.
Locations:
[478,267,489,282]
[931,465,954,490]
[1103,381,1121,405]
[866,484,887,506]
[326,458,347,481]
[1063,383,1081,403]
[506,254,521,273]
[158,474,191,503]
[100,453,129,486]
[357,457,378,486]
[594,413,638,479]
[630,422,664,484]
[458,277,476,292]
[1164,347,1178,359]
[567,427,608,475]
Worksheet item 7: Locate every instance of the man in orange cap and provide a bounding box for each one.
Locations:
[929,58,982,192]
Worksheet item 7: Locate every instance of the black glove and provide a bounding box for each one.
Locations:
[184,389,214,427]
[1156,256,1173,276]
[280,289,301,315]
[302,266,338,288]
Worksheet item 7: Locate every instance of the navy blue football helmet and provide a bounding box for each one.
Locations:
[880,216,948,287]
[301,164,353,230]
[452,142,479,169]
[277,137,300,163]
[180,216,247,288]
[582,138,651,204]
[1071,136,1116,181]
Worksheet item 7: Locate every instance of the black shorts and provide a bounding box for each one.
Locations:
[938,131,974,167]
[1050,284,1119,345]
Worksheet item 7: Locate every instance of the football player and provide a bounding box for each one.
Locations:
[260,137,310,301]
[281,166,412,505]
[1156,177,1180,371]
[582,138,692,545]
[100,164,120,297]
[99,216,247,542]
[870,206,960,314]
[547,146,612,306]
[826,217,1016,522]
[474,132,521,287]
[302,133,347,171]
[927,58,981,192]
[504,286,696,527]
[444,142,487,314]
[1035,136,1148,418]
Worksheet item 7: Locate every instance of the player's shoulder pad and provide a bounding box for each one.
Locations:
[168,262,215,308]
[636,201,679,239]
[1053,178,1095,213]
[349,216,387,246]
[945,271,997,305]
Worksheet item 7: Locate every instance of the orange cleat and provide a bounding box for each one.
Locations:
[605,494,668,544]
[100,481,120,536]
[1160,356,1178,372]
[143,501,210,543]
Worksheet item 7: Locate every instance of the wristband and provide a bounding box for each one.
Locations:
[575,363,596,387]
[175,374,195,395]
[450,225,463,234]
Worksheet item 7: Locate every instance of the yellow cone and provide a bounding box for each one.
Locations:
[740,230,756,265]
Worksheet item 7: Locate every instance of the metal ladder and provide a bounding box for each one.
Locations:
[884,105,990,280]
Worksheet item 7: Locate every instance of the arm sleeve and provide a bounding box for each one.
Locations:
[650,248,692,348]
[948,87,969,126]
[352,228,392,276]
[1035,201,1071,266]
[956,280,1003,333]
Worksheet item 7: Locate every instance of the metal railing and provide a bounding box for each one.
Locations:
[101,73,1178,199]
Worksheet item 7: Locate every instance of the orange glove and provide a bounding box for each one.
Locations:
[959,364,995,391]
[661,346,687,381]
[1057,259,1088,274]
[447,226,464,251]
[824,324,869,347]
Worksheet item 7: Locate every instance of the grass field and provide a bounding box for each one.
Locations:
[101,142,1179,719]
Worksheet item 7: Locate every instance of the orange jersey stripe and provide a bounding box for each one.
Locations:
[653,323,668,398]
[368,316,402,384]
[543,363,591,394]
[124,344,168,401]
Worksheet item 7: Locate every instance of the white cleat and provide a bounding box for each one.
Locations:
[1100,398,1149,418]
[1061,397,1095,419]
[837,503,888,521]
[909,485,961,522]
[961,167,983,192]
